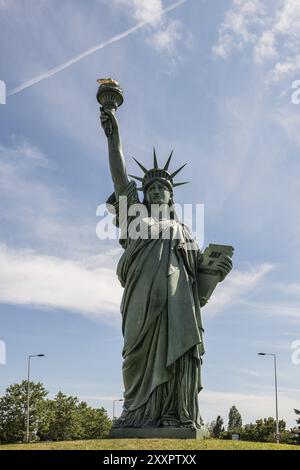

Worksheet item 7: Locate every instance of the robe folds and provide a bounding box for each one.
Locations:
[106,181,205,428]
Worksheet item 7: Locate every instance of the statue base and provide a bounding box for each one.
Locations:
[109,427,207,439]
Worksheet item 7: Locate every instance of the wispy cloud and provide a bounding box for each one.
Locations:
[205,264,274,316]
[200,388,298,428]
[0,140,49,166]
[0,243,122,322]
[0,140,102,258]
[150,19,182,54]
[110,0,189,63]
[254,30,278,63]
[267,55,300,83]
[213,0,300,83]
[0,140,121,318]
[110,0,166,26]
[236,300,300,321]
[212,0,266,59]
[7,0,187,96]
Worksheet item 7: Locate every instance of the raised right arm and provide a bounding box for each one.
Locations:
[100,107,130,196]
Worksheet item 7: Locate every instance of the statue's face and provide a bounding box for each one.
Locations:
[145,181,171,205]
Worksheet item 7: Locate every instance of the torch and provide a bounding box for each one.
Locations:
[96,78,124,137]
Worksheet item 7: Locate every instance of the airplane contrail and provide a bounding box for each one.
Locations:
[7,0,186,97]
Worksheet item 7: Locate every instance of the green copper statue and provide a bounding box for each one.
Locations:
[97,79,233,430]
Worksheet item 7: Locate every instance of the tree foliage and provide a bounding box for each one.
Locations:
[211,416,224,438]
[291,409,300,445]
[228,405,242,432]
[0,381,111,443]
[0,381,47,443]
[295,409,300,427]
[239,417,286,443]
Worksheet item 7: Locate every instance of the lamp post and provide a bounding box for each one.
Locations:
[258,352,279,444]
[112,399,123,424]
[26,354,45,443]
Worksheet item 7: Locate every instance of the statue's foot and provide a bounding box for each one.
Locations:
[160,419,180,428]
[180,422,197,430]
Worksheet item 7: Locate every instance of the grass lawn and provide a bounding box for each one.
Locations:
[1,439,300,450]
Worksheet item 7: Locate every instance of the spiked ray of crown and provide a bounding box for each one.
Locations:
[129,148,189,191]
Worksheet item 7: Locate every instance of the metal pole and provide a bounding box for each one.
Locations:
[274,354,279,444]
[26,356,31,443]
[113,400,116,423]
[258,352,280,444]
[112,399,123,423]
[25,354,45,443]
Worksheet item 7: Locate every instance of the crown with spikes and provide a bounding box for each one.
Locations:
[129,148,189,192]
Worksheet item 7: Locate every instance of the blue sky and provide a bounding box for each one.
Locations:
[0,0,300,428]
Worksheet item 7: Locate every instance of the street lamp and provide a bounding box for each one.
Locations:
[26,354,45,443]
[258,352,279,444]
[112,398,123,423]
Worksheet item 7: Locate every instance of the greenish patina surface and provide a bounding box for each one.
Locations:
[98,81,233,430]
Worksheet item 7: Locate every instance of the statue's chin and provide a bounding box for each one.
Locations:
[150,200,167,205]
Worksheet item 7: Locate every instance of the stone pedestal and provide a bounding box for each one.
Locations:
[109,427,207,439]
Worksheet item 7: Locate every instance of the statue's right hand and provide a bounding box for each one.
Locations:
[100,107,119,138]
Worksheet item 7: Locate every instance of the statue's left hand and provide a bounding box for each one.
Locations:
[215,255,233,282]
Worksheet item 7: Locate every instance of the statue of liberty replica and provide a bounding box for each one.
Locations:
[97,79,233,437]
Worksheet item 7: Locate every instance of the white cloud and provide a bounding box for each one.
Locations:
[264,0,300,81]
[273,0,300,37]
[0,139,122,319]
[213,0,300,83]
[111,0,165,26]
[200,388,298,428]
[110,0,187,57]
[150,19,182,54]
[0,139,49,166]
[0,243,122,322]
[254,30,277,63]
[267,55,300,83]
[278,282,300,296]
[212,0,266,59]
[0,142,122,322]
[205,263,274,315]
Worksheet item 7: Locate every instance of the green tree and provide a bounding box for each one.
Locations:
[77,402,111,439]
[291,409,300,445]
[228,405,242,432]
[44,392,82,441]
[0,381,48,443]
[295,409,300,428]
[0,381,112,443]
[212,416,224,438]
[241,417,286,442]
[37,393,112,441]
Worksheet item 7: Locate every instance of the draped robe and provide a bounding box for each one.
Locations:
[106,181,205,428]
